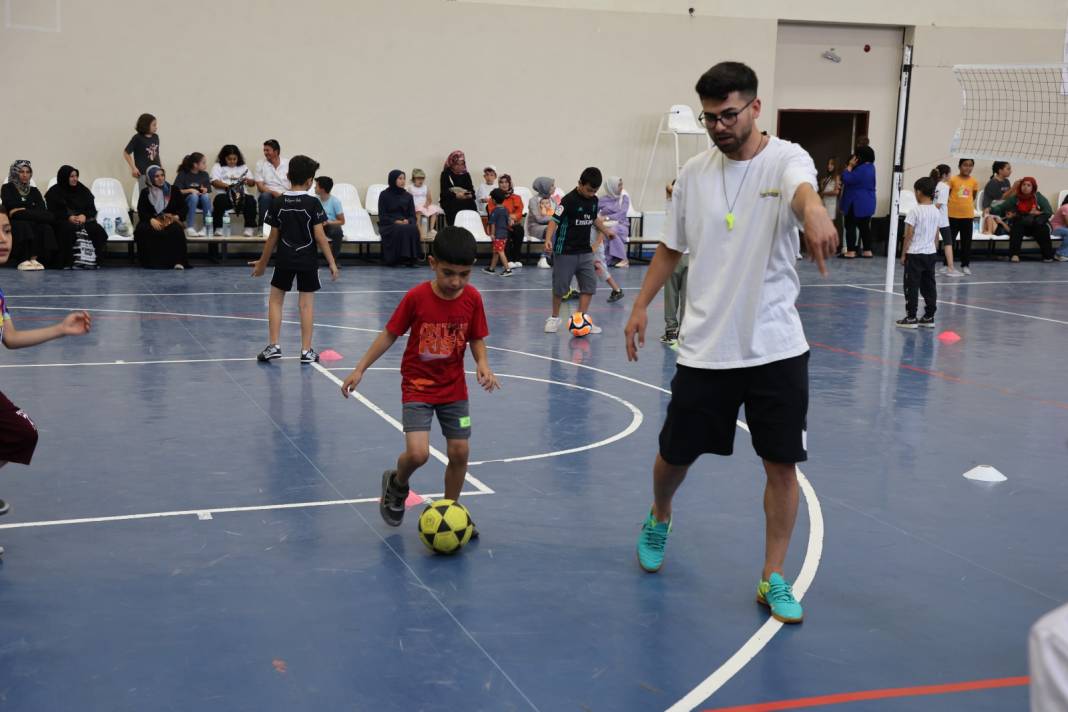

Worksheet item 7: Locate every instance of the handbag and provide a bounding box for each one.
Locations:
[72,228,98,269]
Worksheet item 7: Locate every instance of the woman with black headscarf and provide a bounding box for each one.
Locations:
[45,166,109,268]
[134,165,190,269]
[439,150,476,225]
[378,170,421,267]
[1,160,57,270]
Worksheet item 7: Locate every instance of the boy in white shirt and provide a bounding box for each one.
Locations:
[897,177,945,328]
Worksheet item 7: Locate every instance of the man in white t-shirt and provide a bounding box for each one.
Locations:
[624,62,838,625]
[255,139,291,226]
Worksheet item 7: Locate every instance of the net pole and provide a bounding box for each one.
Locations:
[885,44,914,294]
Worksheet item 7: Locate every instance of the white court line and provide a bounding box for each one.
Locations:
[13,303,822,710]
[0,356,300,369]
[0,492,491,531]
[4,288,556,299]
[848,284,1068,326]
[311,362,493,494]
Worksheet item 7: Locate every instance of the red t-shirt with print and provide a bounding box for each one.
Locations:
[386,282,489,404]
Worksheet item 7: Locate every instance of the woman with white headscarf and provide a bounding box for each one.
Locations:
[597,175,630,267]
[134,165,190,269]
[1,160,57,270]
[527,177,558,269]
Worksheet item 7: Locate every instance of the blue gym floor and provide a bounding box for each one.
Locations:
[0,256,1064,711]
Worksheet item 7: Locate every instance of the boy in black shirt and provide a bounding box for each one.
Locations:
[251,155,340,363]
[543,167,616,333]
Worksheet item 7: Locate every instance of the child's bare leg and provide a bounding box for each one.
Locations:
[396,431,431,486]
[443,438,469,501]
[606,275,621,291]
[298,291,314,351]
[429,214,438,231]
[417,214,427,241]
[268,287,285,345]
[944,244,955,271]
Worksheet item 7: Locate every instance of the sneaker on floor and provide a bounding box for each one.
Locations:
[607,288,624,303]
[257,344,282,362]
[300,348,319,363]
[659,330,678,344]
[589,323,603,334]
[1011,255,1020,263]
[482,266,496,275]
[174,264,185,270]
[16,260,33,271]
[961,266,972,275]
[0,498,9,516]
[243,227,255,237]
[544,316,561,333]
[537,256,551,269]
[918,316,936,328]
[500,269,513,277]
[1055,254,1068,262]
[613,260,629,268]
[935,264,948,275]
[508,261,522,269]
[637,510,671,572]
[379,470,408,527]
[560,287,576,302]
[944,269,962,278]
[896,316,919,329]
[757,572,804,623]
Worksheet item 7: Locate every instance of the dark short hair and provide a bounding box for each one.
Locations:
[854,145,876,165]
[958,158,974,168]
[913,176,937,199]
[315,176,334,193]
[992,161,1008,176]
[433,226,478,265]
[579,167,602,189]
[489,188,507,204]
[695,62,758,102]
[217,144,245,166]
[263,139,281,153]
[135,113,156,134]
[287,155,319,186]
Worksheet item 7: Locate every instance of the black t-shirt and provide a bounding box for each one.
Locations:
[124,133,161,173]
[550,189,598,254]
[264,192,327,270]
[983,177,1010,208]
[173,170,211,192]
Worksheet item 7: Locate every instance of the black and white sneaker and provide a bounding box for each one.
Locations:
[257,344,282,362]
[607,288,624,303]
[482,267,496,275]
[379,470,408,527]
[500,269,513,277]
[918,316,936,328]
[659,329,678,344]
[0,499,8,516]
[896,317,919,329]
[300,348,319,364]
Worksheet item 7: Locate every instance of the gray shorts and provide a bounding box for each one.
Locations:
[552,252,597,297]
[402,400,471,440]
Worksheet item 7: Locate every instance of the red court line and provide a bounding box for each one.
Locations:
[702,675,1030,711]
[809,341,1068,411]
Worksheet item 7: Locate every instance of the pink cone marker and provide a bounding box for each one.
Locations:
[319,349,343,362]
[405,490,426,508]
[938,330,961,344]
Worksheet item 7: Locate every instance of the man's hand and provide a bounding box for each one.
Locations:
[802,204,839,277]
[624,306,648,362]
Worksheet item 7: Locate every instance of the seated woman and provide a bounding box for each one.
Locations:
[990,176,1059,262]
[209,144,257,237]
[134,166,190,270]
[487,173,525,266]
[439,150,476,225]
[1,160,57,270]
[378,170,421,267]
[44,166,108,268]
[526,176,558,269]
[598,176,631,267]
[174,153,212,236]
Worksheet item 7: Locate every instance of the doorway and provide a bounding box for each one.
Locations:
[776,110,869,175]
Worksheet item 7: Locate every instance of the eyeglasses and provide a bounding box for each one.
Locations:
[699,98,755,128]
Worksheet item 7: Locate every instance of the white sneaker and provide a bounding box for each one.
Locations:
[944,269,962,278]
[174,264,185,270]
[243,228,255,237]
[213,228,223,237]
[196,228,207,237]
[537,256,551,269]
[544,316,561,333]
[589,324,603,334]
[961,266,972,275]
[508,261,522,269]
[935,265,947,275]
[186,228,198,237]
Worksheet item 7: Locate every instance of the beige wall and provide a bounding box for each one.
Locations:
[2,1,1067,216]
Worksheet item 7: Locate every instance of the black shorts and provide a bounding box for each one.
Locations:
[0,391,38,465]
[271,267,321,293]
[659,353,809,466]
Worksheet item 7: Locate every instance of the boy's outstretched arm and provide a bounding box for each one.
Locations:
[312,223,340,281]
[3,311,91,350]
[470,339,500,392]
[249,228,280,277]
[341,329,399,397]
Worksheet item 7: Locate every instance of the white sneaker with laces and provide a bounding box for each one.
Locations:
[243,228,255,237]
[509,261,522,269]
[537,256,551,269]
[589,324,603,334]
[544,316,561,333]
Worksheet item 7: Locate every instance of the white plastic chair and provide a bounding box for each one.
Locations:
[47,177,58,190]
[91,178,131,212]
[130,183,140,213]
[365,184,387,216]
[333,182,363,211]
[342,209,379,242]
[897,190,917,215]
[668,105,706,135]
[1058,189,1068,208]
[513,186,532,215]
[454,210,490,242]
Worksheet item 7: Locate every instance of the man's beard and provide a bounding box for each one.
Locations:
[712,124,751,154]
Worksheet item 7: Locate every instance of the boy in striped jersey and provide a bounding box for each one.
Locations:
[897,176,944,328]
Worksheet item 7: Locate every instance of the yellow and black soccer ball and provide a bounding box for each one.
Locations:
[418,499,474,554]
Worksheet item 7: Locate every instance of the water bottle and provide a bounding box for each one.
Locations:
[222,213,231,237]
[103,217,114,236]
[204,215,213,237]
[115,216,126,236]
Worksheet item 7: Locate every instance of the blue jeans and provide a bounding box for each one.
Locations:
[1053,227,1068,257]
[258,192,276,225]
[184,193,211,229]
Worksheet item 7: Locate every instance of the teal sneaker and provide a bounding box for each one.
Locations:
[757,572,803,623]
[637,511,671,572]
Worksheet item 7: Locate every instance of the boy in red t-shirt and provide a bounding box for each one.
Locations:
[341,226,501,528]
